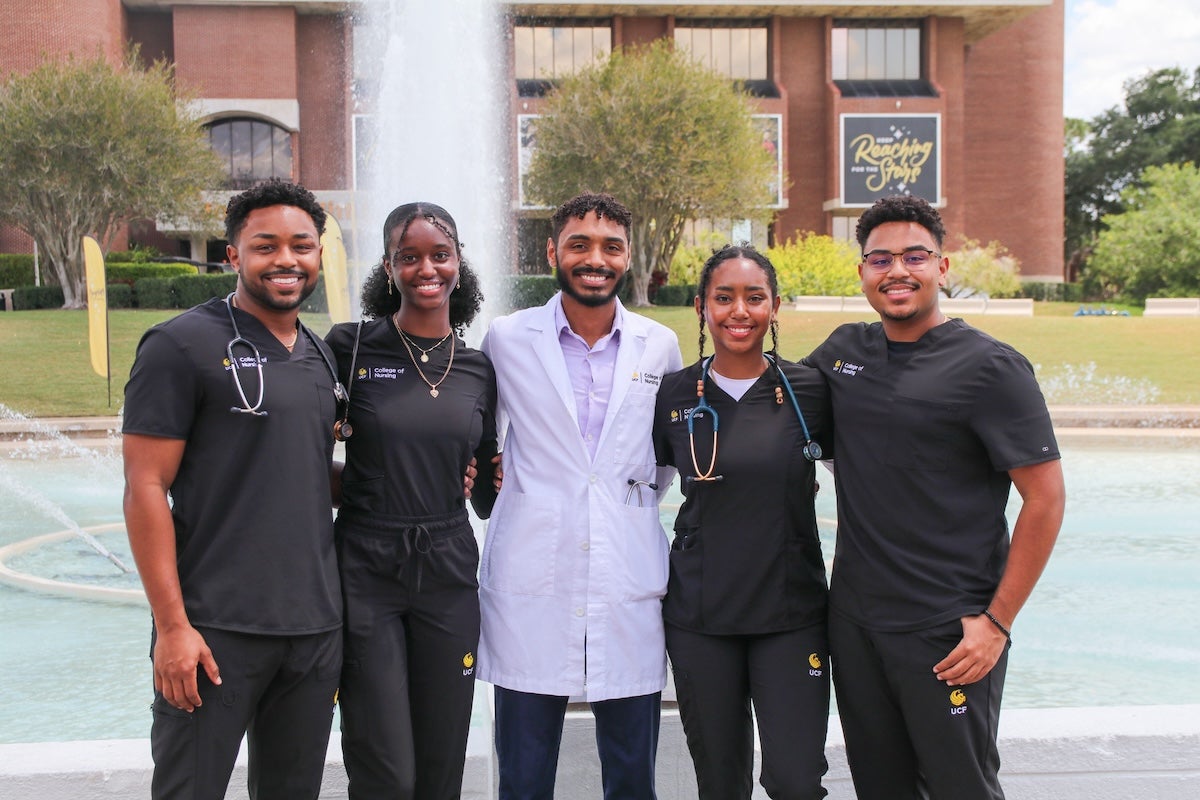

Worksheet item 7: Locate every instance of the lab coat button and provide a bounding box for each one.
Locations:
[581,541,590,551]
[589,474,597,484]
[575,608,585,617]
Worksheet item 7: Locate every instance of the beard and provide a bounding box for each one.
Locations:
[239,270,317,311]
[554,262,628,308]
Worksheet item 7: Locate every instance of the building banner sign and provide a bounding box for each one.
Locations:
[840,114,940,207]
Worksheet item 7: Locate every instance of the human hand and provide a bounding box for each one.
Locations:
[464,457,477,499]
[492,452,504,493]
[932,614,1008,686]
[153,623,221,712]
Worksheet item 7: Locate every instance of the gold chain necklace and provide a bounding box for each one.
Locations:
[396,324,456,398]
[396,326,452,363]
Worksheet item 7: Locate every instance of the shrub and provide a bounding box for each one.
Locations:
[105,244,161,263]
[107,262,196,285]
[133,277,176,309]
[13,285,65,309]
[944,239,1022,298]
[105,283,134,309]
[768,233,861,298]
[668,244,711,287]
[506,275,558,310]
[172,274,238,308]
[1020,281,1084,303]
[654,284,696,306]
[0,254,37,287]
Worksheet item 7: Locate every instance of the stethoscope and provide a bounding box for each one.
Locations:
[224,293,348,426]
[687,355,821,483]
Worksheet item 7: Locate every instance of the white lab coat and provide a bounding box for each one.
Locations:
[479,294,682,701]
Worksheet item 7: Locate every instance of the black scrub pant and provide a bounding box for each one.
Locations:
[148,625,341,800]
[336,509,481,800]
[829,613,1009,800]
[665,622,830,800]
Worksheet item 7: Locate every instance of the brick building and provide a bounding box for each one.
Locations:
[1,0,1065,280]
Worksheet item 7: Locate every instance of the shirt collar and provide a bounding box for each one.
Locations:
[554,292,625,342]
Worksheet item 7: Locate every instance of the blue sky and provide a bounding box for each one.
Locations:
[1064,0,1200,119]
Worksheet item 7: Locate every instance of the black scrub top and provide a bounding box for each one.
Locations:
[652,357,832,635]
[804,319,1060,632]
[123,298,342,635]
[326,316,499,521]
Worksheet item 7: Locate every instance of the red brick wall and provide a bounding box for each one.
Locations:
[775,17,831,240]
[172,5,297,98]
[296,13,351,190]
[963,0,1065,279]
[0,0,124,74]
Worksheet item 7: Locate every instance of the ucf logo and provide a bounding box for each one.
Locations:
[949,689,967,716]
[462,652,475,677]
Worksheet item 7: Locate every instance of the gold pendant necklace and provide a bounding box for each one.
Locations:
[397,325,455,397]
[396,325,452,363]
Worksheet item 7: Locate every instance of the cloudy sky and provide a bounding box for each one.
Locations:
[1064,0,1200,119]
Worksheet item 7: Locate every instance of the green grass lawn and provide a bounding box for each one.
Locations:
[0,302,1197,417]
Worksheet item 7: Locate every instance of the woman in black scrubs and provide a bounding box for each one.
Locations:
[325,202,498,800]
[652,245,832,800]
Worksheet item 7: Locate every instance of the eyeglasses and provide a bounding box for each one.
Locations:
[861,248,940,272]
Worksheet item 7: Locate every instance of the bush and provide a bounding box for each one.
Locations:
[768,233,861,298]
[506,275,558,310]
[105,283,134,309]
[172,274,238,308]
[944,239,1021,298]
[13,285,65,309]
[0,254,37,287]
[105,244,161,263]
[668,244,711,287]
[133,277,176,309]
[654,284,696,306]
[107,262,196,285]
[1020,281,1084,303]
[300,275,328,314]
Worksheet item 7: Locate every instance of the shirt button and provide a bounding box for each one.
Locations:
[588,391,596,400]
[586,433,594,442]
[589,474,597,484]
[581,541,590,551]
[575,608,585,617]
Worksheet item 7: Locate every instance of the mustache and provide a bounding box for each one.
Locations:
[571,266,617,279]
[881,279,919,291]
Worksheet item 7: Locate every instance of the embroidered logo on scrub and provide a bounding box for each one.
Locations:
[949,688,967,716]
[357,365,406,380]
[808,653,823,677]
[462,652,475,677]
[632,371,661,386]
[833,359,864,376]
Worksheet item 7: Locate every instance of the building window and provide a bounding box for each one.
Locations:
[514,21,611,80]
[675,21,768,81]
[206,118,293,189]
[831,21,921,81]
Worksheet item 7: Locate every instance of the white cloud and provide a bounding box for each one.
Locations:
[1065,0,1200,119]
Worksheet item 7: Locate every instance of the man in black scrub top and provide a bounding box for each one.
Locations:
[122,179,342,800]
[804,195,1066,800]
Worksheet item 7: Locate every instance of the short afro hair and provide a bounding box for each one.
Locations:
[224,178,327,244]
[854,195,945,250]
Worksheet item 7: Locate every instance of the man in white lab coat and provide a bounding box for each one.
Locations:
[480,192,682,799]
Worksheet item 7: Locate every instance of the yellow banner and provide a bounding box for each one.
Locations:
[321,213,352,324]
[83,235,108,379]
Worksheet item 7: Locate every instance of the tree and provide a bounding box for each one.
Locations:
[0,53,222,308]
[1065,67,1200,268]
[1084,162,1200,302]
[524,40,777,306]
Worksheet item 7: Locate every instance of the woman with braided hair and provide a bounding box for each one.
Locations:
[651,244,833,799]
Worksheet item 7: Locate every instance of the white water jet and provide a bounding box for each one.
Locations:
[352,0,511,336]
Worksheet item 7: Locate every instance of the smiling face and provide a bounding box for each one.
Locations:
[549,210,630,309]
[386,216,460,321]
[227,204,322,315]
[859,220,949,341]
[698,256,780,363]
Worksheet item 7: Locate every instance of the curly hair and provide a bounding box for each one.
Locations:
[550,192,632,246]
[224,178,327,244]
[854,195,945,250]
[359,202,484,334]
[695,244,780,360]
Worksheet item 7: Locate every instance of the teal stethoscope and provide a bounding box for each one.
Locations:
[224,293,347,424]
[687,354,822,483]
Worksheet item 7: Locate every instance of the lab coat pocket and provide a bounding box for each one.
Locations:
[480,490,559,597]
[610,388,658,466]
[609,501,669,601]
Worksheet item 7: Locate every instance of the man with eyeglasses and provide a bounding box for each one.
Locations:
[804,195,1065,799]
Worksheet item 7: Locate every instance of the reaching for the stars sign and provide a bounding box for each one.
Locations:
[840,114,940,207]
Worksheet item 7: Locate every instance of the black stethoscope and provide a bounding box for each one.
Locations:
[687,354,821,483]
[224,293,348,427]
